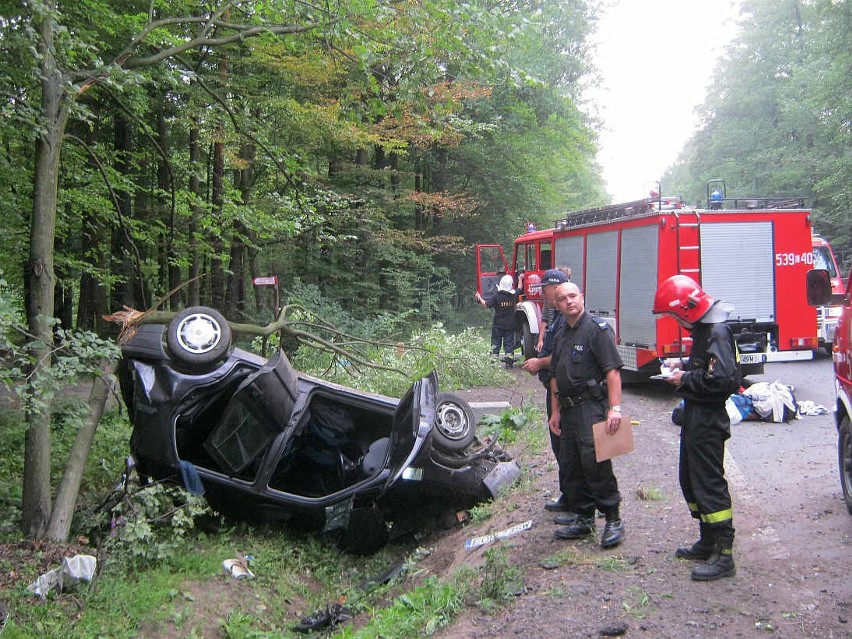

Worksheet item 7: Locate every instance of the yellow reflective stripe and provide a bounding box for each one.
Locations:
[687,502,699,513]
[701,508,733,524]
[735,342,740,364]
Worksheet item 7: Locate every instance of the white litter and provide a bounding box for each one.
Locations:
[27,554,97,598]
[797,400,829,416]
[464,519,533,549]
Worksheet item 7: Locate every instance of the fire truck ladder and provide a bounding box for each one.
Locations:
[554,198,658,230]
[675,211,701,279]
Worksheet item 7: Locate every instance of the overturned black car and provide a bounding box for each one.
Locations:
[118,307,520,553]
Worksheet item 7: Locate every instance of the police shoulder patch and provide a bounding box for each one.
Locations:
[592,317,610,330]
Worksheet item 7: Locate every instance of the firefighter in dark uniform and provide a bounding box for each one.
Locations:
[652,274,740,581]
[548,282,625,548]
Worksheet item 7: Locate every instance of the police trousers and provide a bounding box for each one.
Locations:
[679,401,733,527]
[558,399,621,518]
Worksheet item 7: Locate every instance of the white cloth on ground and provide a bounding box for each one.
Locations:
[743,381,798,422]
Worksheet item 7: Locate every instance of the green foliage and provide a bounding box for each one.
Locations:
[664,0,851,260]
[477,545,524,606]
[478,403,544,446]
[102,482,215,568]
[290,320,511,397]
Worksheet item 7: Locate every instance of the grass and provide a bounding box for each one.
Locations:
[0,327,537,638]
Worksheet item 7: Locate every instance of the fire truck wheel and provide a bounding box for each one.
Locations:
[839,415,852,515]
[166,306,232,372]
[432,393,476,452]
[521,322,535,357]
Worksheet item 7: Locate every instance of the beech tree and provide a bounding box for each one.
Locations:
[1,0,605,540]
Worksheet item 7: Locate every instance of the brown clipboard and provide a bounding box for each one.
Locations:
[593,418,634,462]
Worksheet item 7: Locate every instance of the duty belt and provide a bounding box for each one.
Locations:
[558,391,592,408]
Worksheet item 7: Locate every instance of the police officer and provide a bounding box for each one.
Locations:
[652,274,739,581]
[522,268,581,516]
[548,282,625,548]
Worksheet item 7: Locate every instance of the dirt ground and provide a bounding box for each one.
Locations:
[2,368,849,638]
[425,369,851,639]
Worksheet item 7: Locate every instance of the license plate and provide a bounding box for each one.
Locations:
[739,352,766,365]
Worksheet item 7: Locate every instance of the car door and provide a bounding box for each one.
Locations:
[382,371,438,488]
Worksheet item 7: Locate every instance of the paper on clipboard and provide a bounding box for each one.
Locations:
[593,418,634,462]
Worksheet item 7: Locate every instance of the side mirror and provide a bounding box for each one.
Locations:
[806,269,833,306]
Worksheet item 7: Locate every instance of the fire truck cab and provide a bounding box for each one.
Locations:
[476,181,819,377]
[812,234,846,351]
[807,267,852,514]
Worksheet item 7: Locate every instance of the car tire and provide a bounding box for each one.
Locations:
[166,306,232,371]
[432,393,476,452]
[839,415,852,515]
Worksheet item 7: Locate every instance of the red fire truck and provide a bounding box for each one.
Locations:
[476,181,819,377]
[807,266,852,513]
[812,234,846,351]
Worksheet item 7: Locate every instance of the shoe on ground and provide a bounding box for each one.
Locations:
[675,540,714,561]
[544,498,569,512]
[554,519,594,540]
[600,519,625,548]
[553,512,579,526]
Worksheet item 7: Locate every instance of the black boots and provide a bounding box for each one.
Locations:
[553,512,579,526]
[554,511,625,549]
[675,522,714,560]
[554,517,594,540]
[601,519,624,548]
[691,527,736,581]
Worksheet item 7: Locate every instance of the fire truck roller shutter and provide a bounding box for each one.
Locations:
[619,225,660,349]
[700,222,775,323]
[585,231,618,317]
[554,235,584,289]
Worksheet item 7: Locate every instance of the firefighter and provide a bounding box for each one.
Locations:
[548,281,625,548]
[652,274,740,581]
[474,274,518,368]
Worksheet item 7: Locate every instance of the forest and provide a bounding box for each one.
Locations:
[0,0,849,539]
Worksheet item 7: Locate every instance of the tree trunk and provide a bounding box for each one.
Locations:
[22,5,69,537]
[188,119,202,307]
[46,364,113,542]
[111,114,138,310]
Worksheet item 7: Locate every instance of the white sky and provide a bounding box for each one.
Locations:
[587,0,742,203]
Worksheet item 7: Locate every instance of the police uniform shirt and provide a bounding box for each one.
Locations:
[551,312,623,397]
[537,312,565,384]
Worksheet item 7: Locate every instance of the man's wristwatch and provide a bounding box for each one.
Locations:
[610,405,621,412]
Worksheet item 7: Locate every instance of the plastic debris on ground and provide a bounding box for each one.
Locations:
[223,555,254,579]
[797,400,829,416]
[27,554,97,598]
[464,519,533,549]
[294,599,354,633]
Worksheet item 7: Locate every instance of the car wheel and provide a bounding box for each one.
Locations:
[839,415,852,515]
[432,392,476,452]
[166,306,232,371]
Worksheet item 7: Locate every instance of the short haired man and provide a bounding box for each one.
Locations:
[548,282,625,548]
[522,268,586,518]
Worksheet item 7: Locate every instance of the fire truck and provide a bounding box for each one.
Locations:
[476,181,819,377]
[812,234,846,351]
[807,266,852,514]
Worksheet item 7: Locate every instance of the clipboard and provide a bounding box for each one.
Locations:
[593,418,634,462]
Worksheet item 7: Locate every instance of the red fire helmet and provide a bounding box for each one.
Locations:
[652,274,714,324]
